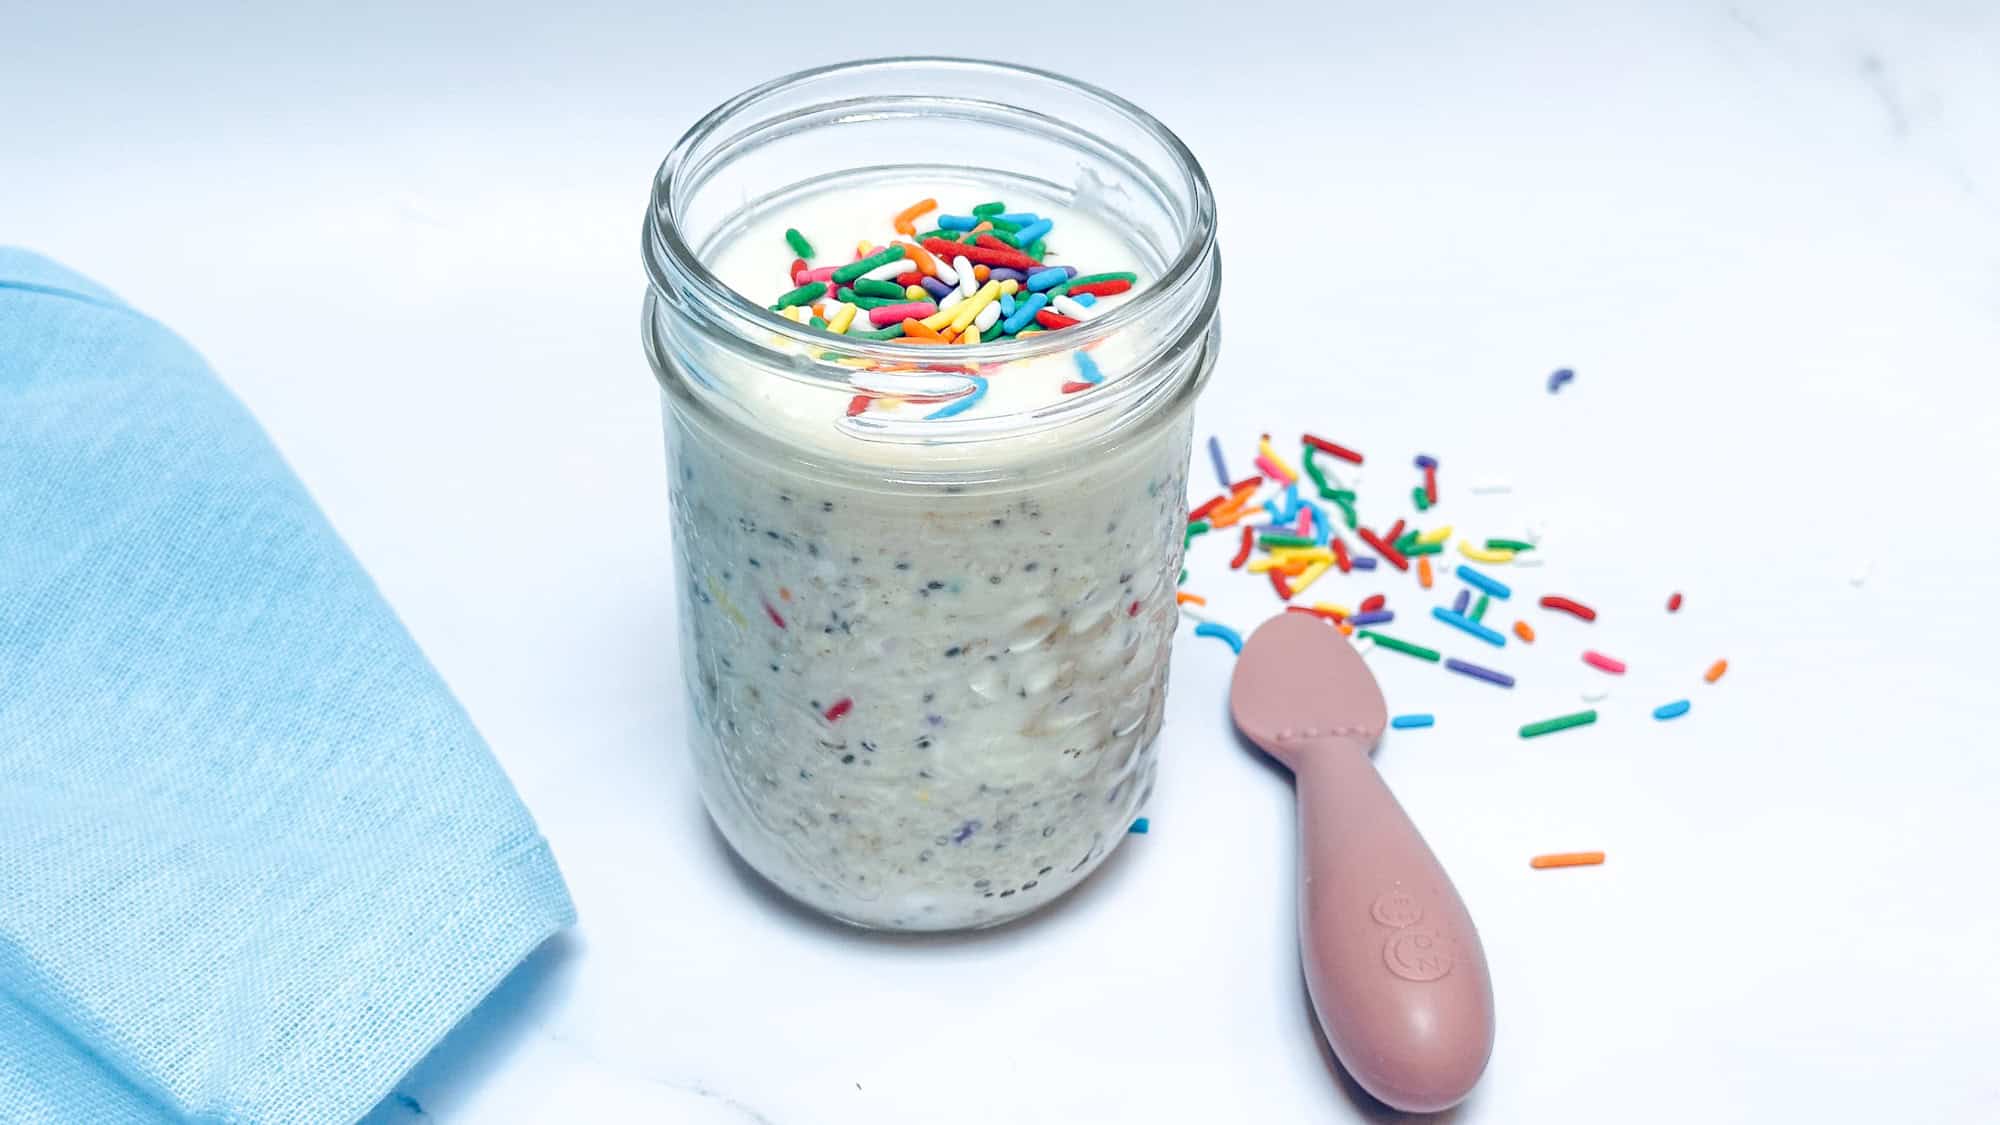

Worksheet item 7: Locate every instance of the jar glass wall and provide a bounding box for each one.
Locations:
[643,58,1220,930]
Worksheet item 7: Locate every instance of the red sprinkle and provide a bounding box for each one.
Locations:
[1059,380,1095,394]
[922,238,1036,271]
[824,697,853,722]
[1360,594,1387,613]
[1229,526,1255,569]
[1303,434,1365,464]
[1066,279,1132,298]
[1128,600,1141,616]
[789,256,807,282]
[1035,311,1080,330]
[975,233,1040,261]
[1540,595,1598,622]
[1384,520,1406,542]
[1270,569,1295,601]
[1424,465,1438,504]
[1667,592,1683,612]
[1189,495,1227,522]
[894,270,924,287]
[1356,527,1409,571]
[1286,605,1342,622]
[1331,538,1352,573]
[846,395,871,417]
[763,601,787,629]
[1229,475,1263,495]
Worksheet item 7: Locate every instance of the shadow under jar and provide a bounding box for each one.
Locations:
[642,57,1220,931]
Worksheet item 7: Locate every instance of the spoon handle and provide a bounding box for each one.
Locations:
[1292,742,1495,1112]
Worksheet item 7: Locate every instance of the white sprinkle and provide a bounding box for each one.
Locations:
[861,259,908,281]
[1178,605,1212,626]
[953,256,977,297]
[973,300,1002,332]
[1051,294,1093,321]
[931,257,958,286]
[1352,634,1377,655]
[1581,687,1610,703]
[1512,555,1546,568]
[1468,480,1513,495]
[937,289,964,314]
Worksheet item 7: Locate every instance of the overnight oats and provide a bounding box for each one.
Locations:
[642,59,1220,930]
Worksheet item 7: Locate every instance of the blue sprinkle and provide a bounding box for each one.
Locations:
[1348,610,1394,626]
[1390,714,1435,729]
[938,214,979,231]
[1444,657,1514,687]
[1207,435,1230,487]
[1306,502,1331,545]
[1000,292,1047,334]
[1351,556,1378,571]
[1073,292,1098,307]
[1013,217,1054,244]
[1026,267,1068,292]
[1653,699,1691,720]
[1432,606,1506,646]
[1455,564,1512,599]
[1073,352,1103,385]
[924,376,989,420]
[999,293,1016,316]
[995,212,1040,225]
[1414,454,1438,469]
[919,276,953,300]
[1548,367,1575,393]
[1194,622,1243,653]
[1452,589,1471,614]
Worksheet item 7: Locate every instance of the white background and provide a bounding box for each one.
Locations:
[7,1,2000,1121]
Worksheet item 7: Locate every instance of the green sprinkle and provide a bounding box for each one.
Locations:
[841,294,902,310]
[1178,568,1187,585]
[784,228,814,259]
[831,245,906,285]
[1405,542,1443,556]
[1026,238,1046,260]
[1413,485,1431,511]
[852,278,907,299]
[1486,538,1537,552]
[1357,631,1441,662]
[1185,521,1211,547]
[916,228,951,242]
[1394,530,1419,553]
[1259,534,1315,549]
[983,228,1022,247]
[808,316,827,329]
[848,323,907,341]
[1520,710,1598,739]
[971,201,1006,216]
[1065,271,1140,287]
[1471,593,1490,622]
[985,217,1022,233]
[772,281,826,310]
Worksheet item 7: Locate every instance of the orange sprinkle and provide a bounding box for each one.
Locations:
[1417,555,1433,589]
[972,220,993,233]
[902,319,945,342]
[1280,559,1310,576]
[1337,622,1354,636]
[778,587,792,602]
[1176,592,1207,606]
[1704,659,1728,683]
[1531,852,1604,870]
[1513,620,1535,643]
[892,197,937,236]
[972,264,990,282]
[898,241,940,277]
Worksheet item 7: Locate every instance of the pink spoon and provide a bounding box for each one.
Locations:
[1229,612,1495,1112]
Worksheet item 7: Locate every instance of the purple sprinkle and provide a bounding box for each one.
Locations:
[988,267,1027,284]
[1063,265,1080,278]
[1444,657,1515,688]
[1207,435,1229,488]
[1348,610,1394,626]
[952,820,982,844]
[1451,589,1471,614]
[1351,556,1378,571]
[1547,367,1575,393]
[919,276,953,300]
[1414,454,1438,469]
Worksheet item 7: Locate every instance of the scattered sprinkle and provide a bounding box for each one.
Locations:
[1582,650,1628,675]
[1194,622,1243,653]
[1128,818,1150,834]
[1667,591,1683,612]
[1390,714,1435,729]
[1207,435,1230,488]
[1520,709,1597,738]
[1444,657,1515,688]
[1512,620,1535,643]
[1704,659,1729,684]
[1653,699,1690,720]
[1547,367,1575,393]
[1539,595,1597,622]
[1530,851,1603,869]
[784,228,815,259]
[824,697,853,722]
[1357,631,1441,662]
[1303,434,1364,464]
[1456,566,1513,601]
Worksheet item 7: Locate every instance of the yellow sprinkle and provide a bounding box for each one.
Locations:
[1417,524,1453,546]
[1016,327,1043,337]
[949,280,1003,333]
[1459,541,1516,563]
[921,305,956,331]
[876,397,903,412]
[1267,546,1333,562]
[1246,558,1285,573]
[1291,559,1332,595]
[827,303,857,334]
[1312,602,1353,618]
[999,279,1020,295]
[706,577,747,628]
[905,284,927,301]
[962,324,981,345]
[835,356,871,368]
[856,240,873,255]
[1257,437,1301,481]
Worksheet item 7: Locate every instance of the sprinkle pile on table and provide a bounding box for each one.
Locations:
[765,197,1140,419]
[1178,431,1736,871]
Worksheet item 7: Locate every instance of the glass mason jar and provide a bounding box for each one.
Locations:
[642,58,1220,931]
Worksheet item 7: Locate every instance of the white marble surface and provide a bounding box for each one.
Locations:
[6,1,2000,1120]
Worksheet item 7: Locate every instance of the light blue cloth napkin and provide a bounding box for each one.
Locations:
[0,248,576,1124]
